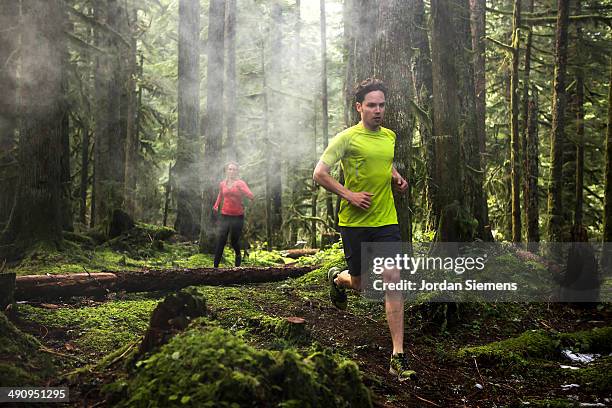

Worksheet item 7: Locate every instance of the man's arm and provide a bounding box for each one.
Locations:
[313,161,372,210]
[391,166,408,193]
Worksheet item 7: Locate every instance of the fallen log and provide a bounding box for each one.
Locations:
[15,265,318,301]
[281,248,319,259]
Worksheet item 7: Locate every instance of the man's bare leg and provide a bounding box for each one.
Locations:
[384,268,404,354]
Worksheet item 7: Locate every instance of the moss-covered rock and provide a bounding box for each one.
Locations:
[111,325,371,408]
[0,313,57,386]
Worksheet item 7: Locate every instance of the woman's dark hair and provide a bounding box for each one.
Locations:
[354,78,388,103]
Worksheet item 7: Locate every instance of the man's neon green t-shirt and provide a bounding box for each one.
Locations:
[320,122,398,227]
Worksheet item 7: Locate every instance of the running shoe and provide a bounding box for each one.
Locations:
[327,267,348,310]
[389,353,416,381]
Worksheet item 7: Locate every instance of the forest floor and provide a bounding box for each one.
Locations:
[3,226,612,407]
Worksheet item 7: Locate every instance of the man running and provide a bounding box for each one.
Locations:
[313,78,414,381]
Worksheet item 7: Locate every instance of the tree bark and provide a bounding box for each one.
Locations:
[470,0,492,241]
[79,126,91,225]
[603,59,612,248]
[343,0,378,125]
[510,0,522,242]
[521,0,535,241]
[93,0,126,233]
[175,0,201,240]
[573,0,585,228]
[1,0,64,258]
[0,0,19,228]
[526,86,540,245]
[224,0,237,161]
[375,0,414,242]
[547,0,571,243]
[412,0,436,234]
[124,6,140,219]
[270,2,283,242]
[320,0,334,240]
[430,0,478,242]
[199,0,225,253]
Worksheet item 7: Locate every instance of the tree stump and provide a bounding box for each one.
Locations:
[275,316,309,343]
[137,288,208,357]
[0,272,16,311]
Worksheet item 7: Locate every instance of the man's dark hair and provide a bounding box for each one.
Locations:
[354,78,387,103]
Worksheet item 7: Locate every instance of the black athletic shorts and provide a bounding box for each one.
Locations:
[339,224,401,276]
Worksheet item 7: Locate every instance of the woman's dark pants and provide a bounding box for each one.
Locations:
[214,215,244,267]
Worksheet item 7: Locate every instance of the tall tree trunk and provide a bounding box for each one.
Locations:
[510,0,522,242]
[521,0,535,241]
[59,65,72,232]
[470,0,493,241]
[80,126,90,225]
[602,59,612,257]
[547,0,570,243]
[289,0,302,246]
[94,0,126,233]
[0,0,19,228]
[59,13,72,232]
[265,2,283,248]
[376,0,414,242]
[1,0,64,259]
[320,0,334,240]
[343,0,378,125]
[124,6,139,219]
[430,0,478,242]
[573,0,585,228]
[342,0,355,127]
[163,164,172,227]
[175,0,201,240]
[412,0,436,234]
[199,0,225,253]
[526,86,540,245]
[224,0,237,161]
[311,101,318,248]
[603,58,612,275]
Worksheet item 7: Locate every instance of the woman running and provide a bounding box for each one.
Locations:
[213,161,254,267]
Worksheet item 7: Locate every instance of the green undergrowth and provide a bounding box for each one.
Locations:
[194,285,309,347]
[7,223,320,276]
[18,297,160,356]
[0,313,57,386]
[458,326,612,366]
[106,322,372,408]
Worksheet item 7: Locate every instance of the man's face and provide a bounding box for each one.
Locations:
[356,90,385,131]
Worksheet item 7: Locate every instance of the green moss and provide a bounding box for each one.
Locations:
[247,249,292,266]
[19,299,159,355]
[559,326,612,353]
[111,326,371,408]
[0,363,39,386]
[458,326,612,367]
[457,330,559,365]
[571,355,612,392]
[0,313,57,386]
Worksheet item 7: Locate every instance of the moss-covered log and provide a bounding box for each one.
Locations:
[14,265,318,301]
